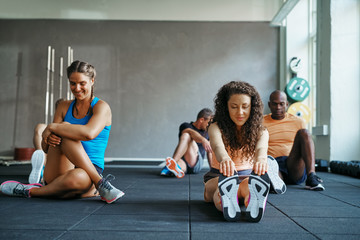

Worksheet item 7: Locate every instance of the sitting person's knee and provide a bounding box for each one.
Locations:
[63,169,92,191]
[34,123,46,135]
[60,137,82,148]
[297,129,312,141]
[179,132,191,140]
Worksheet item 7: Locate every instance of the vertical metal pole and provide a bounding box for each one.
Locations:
[59,57,63,99]
[70,48,74,99]
[50,48,55,121]
[45,46,51,125]
[67,46,71,100]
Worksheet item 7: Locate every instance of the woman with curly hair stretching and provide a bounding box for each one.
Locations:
[204,81,283,222]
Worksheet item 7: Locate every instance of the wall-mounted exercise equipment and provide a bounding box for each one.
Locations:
[287,102,311,124]
[286,57,311,122]
[45,46,74,125]
[285,77,310,102]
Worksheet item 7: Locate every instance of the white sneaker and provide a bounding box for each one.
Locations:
[267,155,286,194]
[218,174,241,221]
[245,172,270,222]
[28,150,45,184]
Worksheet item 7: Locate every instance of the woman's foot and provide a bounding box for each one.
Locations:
[245,172,270,222]
[0,180,42,198]
[97,174,125,204]
[218,174,241,221]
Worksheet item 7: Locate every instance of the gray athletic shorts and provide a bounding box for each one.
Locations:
[184,151,204,174]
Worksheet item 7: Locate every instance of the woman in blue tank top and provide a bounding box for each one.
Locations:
[0,61,124,203]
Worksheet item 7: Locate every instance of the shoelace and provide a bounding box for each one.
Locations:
[100,174,115,190]
[13,183,28,197]
[95,174,115,194]
[314,175,323,183]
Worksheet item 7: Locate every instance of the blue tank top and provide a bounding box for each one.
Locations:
[64,97,111,170]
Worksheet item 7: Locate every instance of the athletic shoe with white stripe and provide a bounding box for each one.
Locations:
[245,172,270,222]
[267,155,286,194]
[305,172,325,191]
[218,173,241,222]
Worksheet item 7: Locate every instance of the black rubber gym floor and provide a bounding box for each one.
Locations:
[0,163,359,240]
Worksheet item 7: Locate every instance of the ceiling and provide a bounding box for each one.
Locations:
[0,0,282,21]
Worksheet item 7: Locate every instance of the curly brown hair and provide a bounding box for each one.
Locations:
[213,81,264,161]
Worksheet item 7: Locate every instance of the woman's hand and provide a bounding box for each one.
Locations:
[219,158,236,177]
[42,124,61,147]
[253,161,268,176]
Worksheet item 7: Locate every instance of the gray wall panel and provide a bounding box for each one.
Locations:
[0,20,278,159]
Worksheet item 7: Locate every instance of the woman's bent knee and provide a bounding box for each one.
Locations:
[63,169,92,191]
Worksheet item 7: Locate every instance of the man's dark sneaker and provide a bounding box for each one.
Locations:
[0,181,42,198]
[305,172,325,191]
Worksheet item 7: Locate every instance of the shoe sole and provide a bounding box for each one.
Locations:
[245,172,270,223]
[267,156,286,194]
[305,184,325,191]
[101,191,125,204]
[28,150,45,184]
[166,158,185,178]
[218,174,241,222]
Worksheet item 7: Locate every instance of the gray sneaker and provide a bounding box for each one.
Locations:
[0,180,42,198]
[97,174,124,204]
[267,155,286,194]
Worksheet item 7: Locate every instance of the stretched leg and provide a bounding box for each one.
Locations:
[287,129,315,182]
[30,168,94,199]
